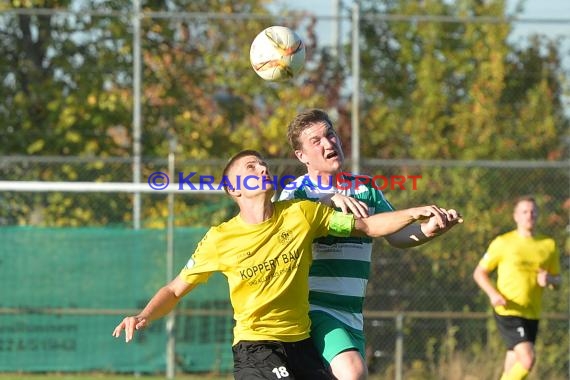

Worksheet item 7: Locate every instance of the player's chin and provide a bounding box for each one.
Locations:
[260,184,275,193]
[325,157,343,169]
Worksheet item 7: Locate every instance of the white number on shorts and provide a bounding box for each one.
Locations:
[272,366,290,378]
[517,327,525,337]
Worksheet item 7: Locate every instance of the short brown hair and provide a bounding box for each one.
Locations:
[514,195,537,209]
[287,109,335,151]
[221,149,263,194]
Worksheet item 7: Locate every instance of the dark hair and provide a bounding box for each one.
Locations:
[287,109,335,151]
[221,149,263,194]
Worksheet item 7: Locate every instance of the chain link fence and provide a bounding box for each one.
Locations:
[2,157,568,379]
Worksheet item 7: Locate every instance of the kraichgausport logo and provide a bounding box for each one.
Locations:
[147,172,422,191]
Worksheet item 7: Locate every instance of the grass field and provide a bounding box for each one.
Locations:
[0,374,232,380]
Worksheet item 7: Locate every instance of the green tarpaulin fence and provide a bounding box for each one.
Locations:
[0,227,234,373]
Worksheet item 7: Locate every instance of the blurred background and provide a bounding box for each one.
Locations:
[0,1,569,379]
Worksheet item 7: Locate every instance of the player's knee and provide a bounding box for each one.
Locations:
[331,354,368,380]
[350,360,368,380]
[332,367,367,380]
[519,354,535,370]
[518,349,535,370]
[332,361,368,380]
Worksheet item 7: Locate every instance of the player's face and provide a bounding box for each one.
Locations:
[295,121,344,175]
[513,200,538,232]
[226,155,274,197]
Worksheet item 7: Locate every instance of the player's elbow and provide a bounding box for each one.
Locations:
[384,234,410,249]
[166,276,195,299]
[472,266,485,283]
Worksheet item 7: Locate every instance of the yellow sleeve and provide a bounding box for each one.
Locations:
[547,239,561,275]
[179,228,219,285]
[296,200,354,238]
[479,236,503,272]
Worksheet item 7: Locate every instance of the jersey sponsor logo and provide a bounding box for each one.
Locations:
[238,250,301,282]
[278,230,292,245]
[247,262,300,286]
[240,257,282,280]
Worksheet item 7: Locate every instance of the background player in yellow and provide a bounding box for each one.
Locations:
[473,196,560,380]
[113,149,462,380]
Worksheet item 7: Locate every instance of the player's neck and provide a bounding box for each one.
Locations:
[516,227,534,238]
[239,197,274,224]
[307,170,339,188]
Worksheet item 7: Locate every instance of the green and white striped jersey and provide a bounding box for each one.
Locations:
[278,173,394,331]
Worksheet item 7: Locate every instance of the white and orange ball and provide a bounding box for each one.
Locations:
[249,26,306,81]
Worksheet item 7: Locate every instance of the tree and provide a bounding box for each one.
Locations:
[0,0,331,226]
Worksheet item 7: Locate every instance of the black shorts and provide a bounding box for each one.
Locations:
[232,338,334,380]
[494,312,539,350]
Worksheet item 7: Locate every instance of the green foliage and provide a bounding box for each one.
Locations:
[353,1,569,376]
[356,0,566,160]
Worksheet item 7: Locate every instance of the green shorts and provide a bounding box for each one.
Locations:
[309,310,366,363]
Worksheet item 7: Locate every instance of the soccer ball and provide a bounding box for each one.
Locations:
[250,26,306,81]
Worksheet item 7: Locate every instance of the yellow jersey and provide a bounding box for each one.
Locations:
[479,230,560,319]
[179,199,354,345]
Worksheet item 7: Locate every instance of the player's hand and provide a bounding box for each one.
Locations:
[421,208,463,237]
[408,205,455,226]
[537,269,549,287]
[489,292,507,307]
[330,193,369,219]
[112,316,148,343]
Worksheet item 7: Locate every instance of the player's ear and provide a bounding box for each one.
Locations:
[294,149,306,164]
[227,184,241,198]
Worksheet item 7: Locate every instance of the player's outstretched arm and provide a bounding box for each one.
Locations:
[385,208,463,248]
[353,205,449,238]
[112,276,196,342]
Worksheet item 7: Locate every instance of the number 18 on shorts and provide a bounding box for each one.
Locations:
[232,339,334,380]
